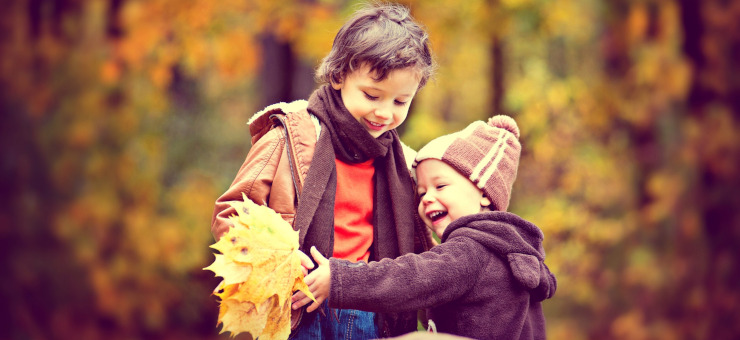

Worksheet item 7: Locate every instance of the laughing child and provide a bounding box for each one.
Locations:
[294,116,557,340]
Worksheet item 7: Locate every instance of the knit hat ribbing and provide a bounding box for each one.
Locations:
[413,115,522,211]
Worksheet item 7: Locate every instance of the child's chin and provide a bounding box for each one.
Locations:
[368,130,386,138]
[433,225,447,237]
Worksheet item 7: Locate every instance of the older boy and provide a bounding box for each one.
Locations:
[212,4,437,339]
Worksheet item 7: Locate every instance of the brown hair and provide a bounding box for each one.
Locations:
[316,3,436,89]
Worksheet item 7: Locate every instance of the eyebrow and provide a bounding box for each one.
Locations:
[365,86,413,98]
[419,174,446,183]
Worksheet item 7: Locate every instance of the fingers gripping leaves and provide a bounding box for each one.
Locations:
[204,194,315,339]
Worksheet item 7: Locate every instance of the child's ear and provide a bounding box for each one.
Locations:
[330,81,343,90]
[480,196,491,208]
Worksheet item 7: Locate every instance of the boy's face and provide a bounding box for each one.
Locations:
[332,64,420,138]
[416,159,491,237]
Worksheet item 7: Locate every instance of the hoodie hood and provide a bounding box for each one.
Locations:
[441,211,557,302]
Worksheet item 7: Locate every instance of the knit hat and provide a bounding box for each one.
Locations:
[413,115,521,211]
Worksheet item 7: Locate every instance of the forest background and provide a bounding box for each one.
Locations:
[1,0,739,339]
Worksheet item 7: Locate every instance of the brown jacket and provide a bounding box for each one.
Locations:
[211,100,434,336]
[211,100,318,240]
[211,99,423,242]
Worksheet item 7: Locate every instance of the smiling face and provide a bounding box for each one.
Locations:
[416,159,492,237]
[332,64,421,138]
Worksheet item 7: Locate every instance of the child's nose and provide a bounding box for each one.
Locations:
[374,106,392,121]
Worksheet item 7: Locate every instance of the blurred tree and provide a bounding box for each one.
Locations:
[679,0,740,338]
[258,32,315,108]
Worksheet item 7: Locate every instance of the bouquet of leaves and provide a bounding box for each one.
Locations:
[204,194,315,339]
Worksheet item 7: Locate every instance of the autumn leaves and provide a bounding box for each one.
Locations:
[204,194,315,339]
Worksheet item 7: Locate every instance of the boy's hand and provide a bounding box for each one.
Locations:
[291,246,331,313]
[297,249,315,276]
[289,249,315,311]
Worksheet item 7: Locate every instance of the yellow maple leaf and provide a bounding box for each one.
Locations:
[261,297,293,340]
[204,253,253,286]
[204,194,315,339]
[219,295,274,337]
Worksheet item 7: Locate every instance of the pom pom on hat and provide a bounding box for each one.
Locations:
[414,116,522,211]
[488,115,520,139]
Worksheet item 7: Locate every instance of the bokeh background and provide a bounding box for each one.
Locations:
[1,0,739,339]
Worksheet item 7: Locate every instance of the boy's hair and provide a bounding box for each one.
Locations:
[316,3,436,89]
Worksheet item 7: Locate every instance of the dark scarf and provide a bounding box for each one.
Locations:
[293,84,424,336]
[294,85,420,262]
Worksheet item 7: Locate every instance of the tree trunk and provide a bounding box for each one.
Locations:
[679,0,740,338]
[490,34,505,116]
[258,33,315,108]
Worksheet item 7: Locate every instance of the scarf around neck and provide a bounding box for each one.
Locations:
[294,85,421,262]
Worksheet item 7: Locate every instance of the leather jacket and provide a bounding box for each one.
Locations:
[211,100,318,240]
[211,99,424,243]
[210,99,434,336]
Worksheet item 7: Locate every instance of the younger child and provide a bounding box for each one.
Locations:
[294,116,558,340]
[211,3,436,339]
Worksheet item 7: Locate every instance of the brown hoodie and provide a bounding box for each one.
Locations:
[329,211,557,340]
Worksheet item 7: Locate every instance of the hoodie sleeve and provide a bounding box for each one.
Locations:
[329,237,488,313]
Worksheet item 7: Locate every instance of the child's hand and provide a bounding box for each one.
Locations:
[290,248,315,311]
[291,246,331,313]
[297,249,315,276]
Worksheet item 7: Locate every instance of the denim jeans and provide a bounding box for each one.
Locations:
[289,300,378,340]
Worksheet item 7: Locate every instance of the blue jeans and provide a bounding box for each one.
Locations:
[289,300,378,340]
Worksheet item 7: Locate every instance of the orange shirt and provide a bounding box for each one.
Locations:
[333,158,375,262]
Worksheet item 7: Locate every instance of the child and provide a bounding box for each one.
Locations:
[210,3,436,339]
[294,116,558,340]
